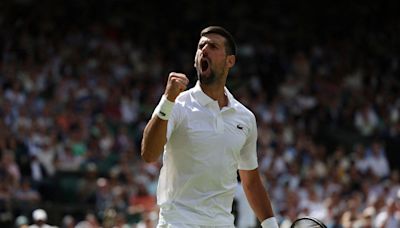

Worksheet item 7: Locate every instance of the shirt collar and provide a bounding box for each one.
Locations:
[192,81,237,111]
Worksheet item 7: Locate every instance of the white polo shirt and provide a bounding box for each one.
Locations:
[157,81,258,226]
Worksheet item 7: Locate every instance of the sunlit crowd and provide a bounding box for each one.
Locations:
[1,1,399,227]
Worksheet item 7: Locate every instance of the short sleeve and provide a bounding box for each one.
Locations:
[166,102,184,141]
[238,114,258,170]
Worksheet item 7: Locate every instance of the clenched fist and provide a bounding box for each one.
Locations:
[165,72,189,102]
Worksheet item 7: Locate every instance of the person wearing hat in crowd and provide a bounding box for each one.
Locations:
[28,209,57,228]
[15,215,29,228]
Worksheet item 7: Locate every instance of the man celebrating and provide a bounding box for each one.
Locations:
[141,26,278,228]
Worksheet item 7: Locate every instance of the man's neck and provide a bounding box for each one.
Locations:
[200,83,228,108]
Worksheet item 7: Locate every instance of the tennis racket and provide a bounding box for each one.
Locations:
[290,217,327,228]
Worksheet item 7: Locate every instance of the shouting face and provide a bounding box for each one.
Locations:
[194,34,235,85]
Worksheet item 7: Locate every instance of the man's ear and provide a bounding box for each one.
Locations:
[227,55,236,68]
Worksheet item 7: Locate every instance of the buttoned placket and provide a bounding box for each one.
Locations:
[209,101,234,134]
[208,101,223,133]
[216,111,224,134]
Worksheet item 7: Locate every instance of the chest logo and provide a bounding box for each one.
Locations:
[236,124,244,130]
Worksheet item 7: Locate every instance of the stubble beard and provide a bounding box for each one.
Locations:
[198,70,217,85]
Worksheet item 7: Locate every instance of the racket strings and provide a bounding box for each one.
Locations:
[291,217,327,228]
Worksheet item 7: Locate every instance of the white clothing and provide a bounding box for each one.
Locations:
[29,224,58,228]
[355,157,369,174]
[366,154,390,178]
[375,211,400,228]
[354,108,379,136]
[36,147,57,176]
[235,183,257,228]
[157,81,258,226]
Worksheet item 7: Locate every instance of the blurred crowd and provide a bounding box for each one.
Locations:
[1,0,400,227]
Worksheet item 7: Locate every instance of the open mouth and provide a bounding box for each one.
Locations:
[200,59,209,72]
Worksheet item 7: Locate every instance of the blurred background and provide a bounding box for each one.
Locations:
[0,0,399,227]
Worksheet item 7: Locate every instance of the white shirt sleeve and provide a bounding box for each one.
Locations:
[238,114,258,170]
[166,101,184,141]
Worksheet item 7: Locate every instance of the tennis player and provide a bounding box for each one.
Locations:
[141,26,278,228]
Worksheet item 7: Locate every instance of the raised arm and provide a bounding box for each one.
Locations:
[141,72,189,163]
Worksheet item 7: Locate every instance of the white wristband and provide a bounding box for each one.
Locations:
[152,95,175,120]
[261,217,279,228]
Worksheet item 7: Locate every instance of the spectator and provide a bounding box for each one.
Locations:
[351,143,369,174]
[94,178,113,219]
[13,178,40,214]
[365,141,390,179]
[60,215,75,228]
[55,144,84,172]
[374,198,400,228]
[0,1,399,226]
[35,137,57,177]
[136,211,157,228]
[1,150,21,187]
[77,163,98,204]
[75,213,100,228]
[28,208,57,228]
[15,215,29,228]
[128,183,156,221]
[0,176,13,225]
[354,102,380,137]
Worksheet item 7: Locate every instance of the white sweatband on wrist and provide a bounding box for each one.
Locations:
[152,95,175,120]
[261,217,279,228]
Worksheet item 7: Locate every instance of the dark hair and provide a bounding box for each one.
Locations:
[200,26,236,56]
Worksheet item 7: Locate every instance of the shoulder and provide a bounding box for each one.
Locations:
[174,88,195,107]
[169,89,193,122]
[175,90,191,103]
[225,87,256,121]
[232,99,256,121]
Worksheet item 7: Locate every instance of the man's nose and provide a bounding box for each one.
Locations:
[201,45,209,56]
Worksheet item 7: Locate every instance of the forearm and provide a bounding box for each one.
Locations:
[239,169,276,225]
[141,116,168,162]
[141,72,188,163]
[242,177,275,221]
